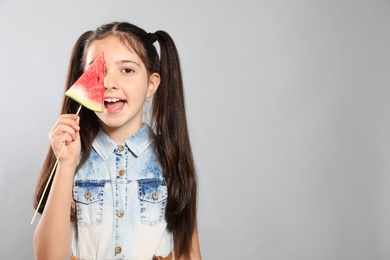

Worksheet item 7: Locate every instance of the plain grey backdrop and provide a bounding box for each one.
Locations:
[0,0,389,259]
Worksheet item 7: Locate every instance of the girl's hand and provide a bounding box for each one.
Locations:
[49,114,81,166]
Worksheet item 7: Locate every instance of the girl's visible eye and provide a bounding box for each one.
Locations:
[122,68,134,74]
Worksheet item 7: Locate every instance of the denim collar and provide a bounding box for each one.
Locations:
[92,123,152,160]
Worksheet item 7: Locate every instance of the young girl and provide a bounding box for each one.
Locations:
[33,22,201,260]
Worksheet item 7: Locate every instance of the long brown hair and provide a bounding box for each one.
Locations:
[33,22,197,258]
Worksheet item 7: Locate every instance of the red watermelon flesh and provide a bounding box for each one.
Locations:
[65,52,105,112]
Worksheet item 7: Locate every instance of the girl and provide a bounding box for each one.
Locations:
[33,22,201,260]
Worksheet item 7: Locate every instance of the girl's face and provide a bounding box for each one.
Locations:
[85,36,160,143]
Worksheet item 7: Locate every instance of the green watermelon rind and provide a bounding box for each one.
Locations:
[65,85,104,112]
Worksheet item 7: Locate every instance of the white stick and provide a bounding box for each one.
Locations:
[31,105,82,225]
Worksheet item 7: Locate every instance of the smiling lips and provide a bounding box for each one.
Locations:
[104,98,125,113]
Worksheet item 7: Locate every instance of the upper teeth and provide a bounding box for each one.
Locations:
[105,98,120,102]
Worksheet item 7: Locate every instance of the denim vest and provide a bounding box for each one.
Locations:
[71,124,173,260]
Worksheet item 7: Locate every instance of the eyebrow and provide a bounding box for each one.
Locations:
[117,60,141,67]
[87,57,98,66]
[87,59,141,67]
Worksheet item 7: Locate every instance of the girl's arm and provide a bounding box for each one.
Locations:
[34,114,81,260]
[189,224,202,260]
[34,163,75,259]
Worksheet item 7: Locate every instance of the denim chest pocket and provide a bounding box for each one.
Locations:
[138,179,167,226]
[73,181,105,228]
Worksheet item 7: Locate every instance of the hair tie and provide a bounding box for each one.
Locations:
[148,32,157,44]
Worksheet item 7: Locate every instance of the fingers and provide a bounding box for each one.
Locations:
[49,114,80,145]
[51,124,78,142]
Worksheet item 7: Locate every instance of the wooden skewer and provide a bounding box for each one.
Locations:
[31,105,82,225]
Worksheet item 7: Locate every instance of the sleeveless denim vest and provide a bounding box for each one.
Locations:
[71,124,173,260]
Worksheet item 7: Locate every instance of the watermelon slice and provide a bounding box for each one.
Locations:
[65,52,105,112]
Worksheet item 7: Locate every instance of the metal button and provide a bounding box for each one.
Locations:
[84,192,91,199]
[118,169,125,176]
[117,210,124,218]
[118,145,124,152]
[152,192,158,200]
[115,246,122,254]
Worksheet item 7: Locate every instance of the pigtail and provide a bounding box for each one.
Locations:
[33,30,98,222]
[152,31,198,258]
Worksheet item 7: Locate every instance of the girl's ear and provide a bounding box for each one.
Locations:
[146,73,160,98]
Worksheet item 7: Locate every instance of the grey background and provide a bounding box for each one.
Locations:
[0,0,389,259]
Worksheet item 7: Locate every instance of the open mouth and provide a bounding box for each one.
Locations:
[104,98,125,111]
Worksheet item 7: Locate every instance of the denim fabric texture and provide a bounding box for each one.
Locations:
[71,123,173,260]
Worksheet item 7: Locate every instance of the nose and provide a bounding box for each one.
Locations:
[104,72,118,90]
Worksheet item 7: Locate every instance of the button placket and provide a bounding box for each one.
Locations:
[114,144,127,257]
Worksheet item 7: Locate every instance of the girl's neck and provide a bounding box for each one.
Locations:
[101,122,143,144]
